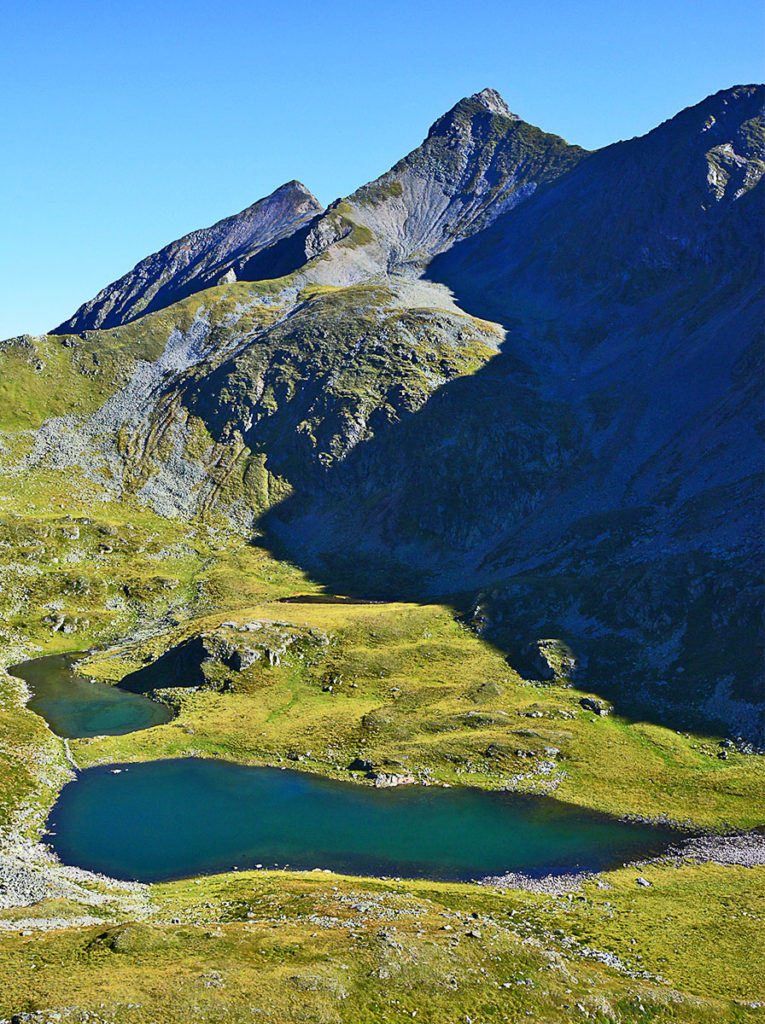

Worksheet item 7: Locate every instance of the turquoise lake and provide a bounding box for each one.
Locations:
[9,653,171,738]
[45,758,676,883]
[14,651,677,883]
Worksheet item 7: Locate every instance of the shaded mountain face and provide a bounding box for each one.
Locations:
[256,86,763,737]
[7,85,764,740]
[265,86,765,737]
[429,85,765,319]
[53,181,323,333]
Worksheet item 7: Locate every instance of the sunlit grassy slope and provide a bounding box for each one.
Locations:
[0,862,762,1023]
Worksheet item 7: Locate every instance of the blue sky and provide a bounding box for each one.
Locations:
[1,0,762,337]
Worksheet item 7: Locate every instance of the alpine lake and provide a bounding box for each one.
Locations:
[11,653,678,884]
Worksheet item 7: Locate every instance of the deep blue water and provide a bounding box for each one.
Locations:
[45,758,676,883]
[16,652,677,883]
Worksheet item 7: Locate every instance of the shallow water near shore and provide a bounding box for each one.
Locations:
[9,653,172,738]
[45,758,678,883]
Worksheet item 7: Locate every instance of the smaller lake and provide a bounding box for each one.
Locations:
[9,653,172,739]
[46,759,677,883]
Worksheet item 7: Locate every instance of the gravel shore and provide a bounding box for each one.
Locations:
[481,828,765,892]
[653,828,765,868]
[0,834,148,933]
[480,870,592,893]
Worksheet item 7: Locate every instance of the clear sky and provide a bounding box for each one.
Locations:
[1,0,762,337]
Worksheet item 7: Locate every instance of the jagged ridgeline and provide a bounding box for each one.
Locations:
[3,85,764,740]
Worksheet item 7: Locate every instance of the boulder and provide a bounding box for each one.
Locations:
[580,697,610,717]
[523,640,555,681]
[523,639,579,682]
[368,771,416,788]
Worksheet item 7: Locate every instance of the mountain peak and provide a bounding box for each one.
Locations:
[53,181,323,333]
[471,87,519,119]
[310,87,587,282]
[275,180,320,203]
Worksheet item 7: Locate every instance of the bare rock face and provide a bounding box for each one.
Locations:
[369,771,417,788]
[53,180,323,333]
[303,202,355,258]
[432,84,765,310]
[471,87,519,119]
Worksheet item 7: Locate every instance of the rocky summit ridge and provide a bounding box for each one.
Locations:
[54,179,324,333]
[471,87,520,118]
[54,88,587,334]
[5,84,765,742]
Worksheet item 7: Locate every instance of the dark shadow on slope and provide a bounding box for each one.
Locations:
[253,308,764,743]
[236,219,318,282]
[120,636,212,693]
[250,166,765,742]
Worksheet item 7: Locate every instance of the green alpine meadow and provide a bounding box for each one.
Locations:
[0,83,763,1023]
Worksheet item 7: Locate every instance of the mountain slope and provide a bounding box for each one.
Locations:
[53,180,323,333]
[4,85,763,740]
[287,88,588,286]
[263,86,765,738]
[53,89,587,329]
[337,88,586,262]
[430,84,765,321]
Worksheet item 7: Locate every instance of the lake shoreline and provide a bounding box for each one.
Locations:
[0,824,763,927]
[3,651,762,915]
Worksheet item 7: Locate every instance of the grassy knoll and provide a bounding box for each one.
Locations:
[74,599,764,830]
